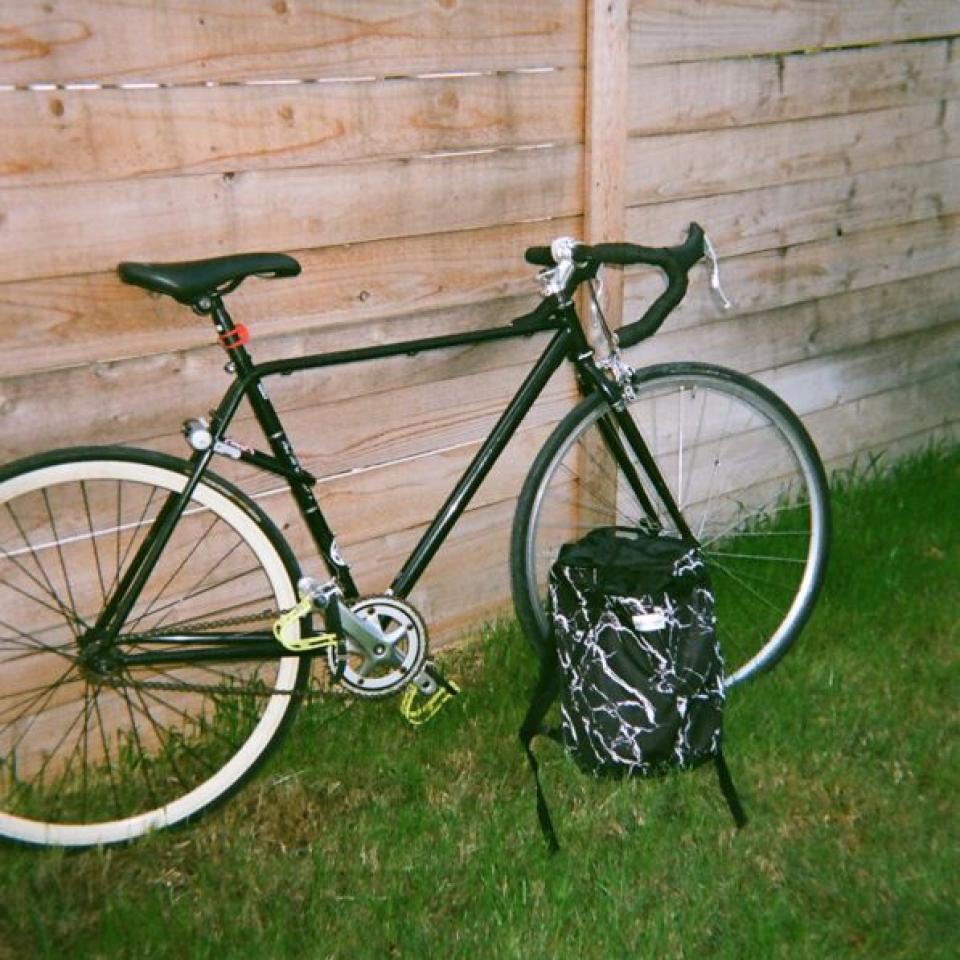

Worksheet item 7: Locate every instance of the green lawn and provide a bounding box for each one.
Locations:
[1,445,957,960]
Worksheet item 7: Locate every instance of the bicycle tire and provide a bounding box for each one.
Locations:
[511,362,831,687]
[0,447,308,847]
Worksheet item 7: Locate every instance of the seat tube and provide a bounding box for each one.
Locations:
[207,296,358,594]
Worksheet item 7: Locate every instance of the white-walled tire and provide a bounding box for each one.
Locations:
[0,448,307,847]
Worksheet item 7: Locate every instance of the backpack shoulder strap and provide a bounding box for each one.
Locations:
[519,645,563,853]
[714,751,748,829]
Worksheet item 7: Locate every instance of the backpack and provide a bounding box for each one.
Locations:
[520,526,747,851]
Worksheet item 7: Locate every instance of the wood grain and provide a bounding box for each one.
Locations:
[627,101,958,206]
[0,216,579,377]
[0,331,577,472]
[0,69,582,188]
[632,268,960,379]
[627,159,960,261]
[623,215,960,325]
[629,0,960,66]
[0,144,583,284]
[804,369,959,476]
[2,0,585,85]
[581,0,629,340]
[629,39,959,136]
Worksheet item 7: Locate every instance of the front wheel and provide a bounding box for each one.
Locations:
[511,363,831,687]
[0,448,308,847]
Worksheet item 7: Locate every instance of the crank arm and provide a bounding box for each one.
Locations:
[296,577,406,669]
[412,661,460,698]
[337,600,406,669]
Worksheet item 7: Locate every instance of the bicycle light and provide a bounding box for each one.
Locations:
[183,418,213,451]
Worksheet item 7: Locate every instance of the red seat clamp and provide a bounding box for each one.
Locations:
[218,324,250,350]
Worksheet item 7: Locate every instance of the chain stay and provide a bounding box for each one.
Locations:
[103,606,320,698]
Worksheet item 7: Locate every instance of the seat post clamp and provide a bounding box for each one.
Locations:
[218,324,250,350]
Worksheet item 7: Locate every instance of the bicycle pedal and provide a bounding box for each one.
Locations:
[399,677,461,726]
[272,596,338,652]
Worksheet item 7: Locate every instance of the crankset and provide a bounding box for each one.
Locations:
[326,595,429,698]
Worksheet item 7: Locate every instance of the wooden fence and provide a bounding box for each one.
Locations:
[0,1,957,644]
[622,1,960,488]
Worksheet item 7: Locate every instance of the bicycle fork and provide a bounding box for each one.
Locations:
[574,354,697,544]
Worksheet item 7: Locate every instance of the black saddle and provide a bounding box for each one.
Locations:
[117,252,301,305]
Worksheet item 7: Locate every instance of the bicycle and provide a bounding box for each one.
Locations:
[0,223,830,847]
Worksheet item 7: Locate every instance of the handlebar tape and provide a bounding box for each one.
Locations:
[522,223,706,347]
[524,222,705,273]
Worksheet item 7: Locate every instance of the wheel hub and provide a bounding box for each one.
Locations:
[76,631,122,681]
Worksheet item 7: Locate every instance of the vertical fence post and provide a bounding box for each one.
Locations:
[576,0,631,531]
[583,0,630,335]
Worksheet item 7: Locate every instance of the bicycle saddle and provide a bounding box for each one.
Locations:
[118,252,301,304]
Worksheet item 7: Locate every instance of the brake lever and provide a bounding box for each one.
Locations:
[702,232,733,313]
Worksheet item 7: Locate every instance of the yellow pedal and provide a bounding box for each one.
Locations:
[400,679,461,726]
[273,596,338,652]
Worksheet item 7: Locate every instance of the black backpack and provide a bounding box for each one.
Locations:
[520,526,747,851]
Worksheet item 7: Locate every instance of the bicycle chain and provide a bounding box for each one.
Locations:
[100,607,332,699]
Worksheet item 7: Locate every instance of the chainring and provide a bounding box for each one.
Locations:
[327,596,428,698]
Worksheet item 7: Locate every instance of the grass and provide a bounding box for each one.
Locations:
[1,445,957,959]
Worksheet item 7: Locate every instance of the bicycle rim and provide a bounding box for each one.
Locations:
[0,451,305,847]
[512,363,830,687]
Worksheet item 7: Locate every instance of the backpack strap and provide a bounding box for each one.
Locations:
[714,751,748,829]
[519,646,563,853]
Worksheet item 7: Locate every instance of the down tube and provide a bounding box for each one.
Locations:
[390,330,569,598]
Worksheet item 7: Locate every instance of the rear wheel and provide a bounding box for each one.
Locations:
[0,448,307,847]
[511,363,830,687]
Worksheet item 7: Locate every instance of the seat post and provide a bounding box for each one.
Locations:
[196,291,255,368]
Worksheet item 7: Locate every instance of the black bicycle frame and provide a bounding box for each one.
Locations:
[206,297,581,603]
[95,293,688,668]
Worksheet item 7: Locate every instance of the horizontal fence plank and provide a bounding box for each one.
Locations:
[627,101,957,205]
[804,368,959,475]
[0,143,583,284]
[627,158,960,261]
[629,0,960,66]
[1,0,585,85]
[757,319,960,420]
[632,268,960,380]
[0,69,583,188]
[832,419,960,480]
[0,216,575,377]
[228,359,574,483]
[624,214,960,325]
[629,39,958,136]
